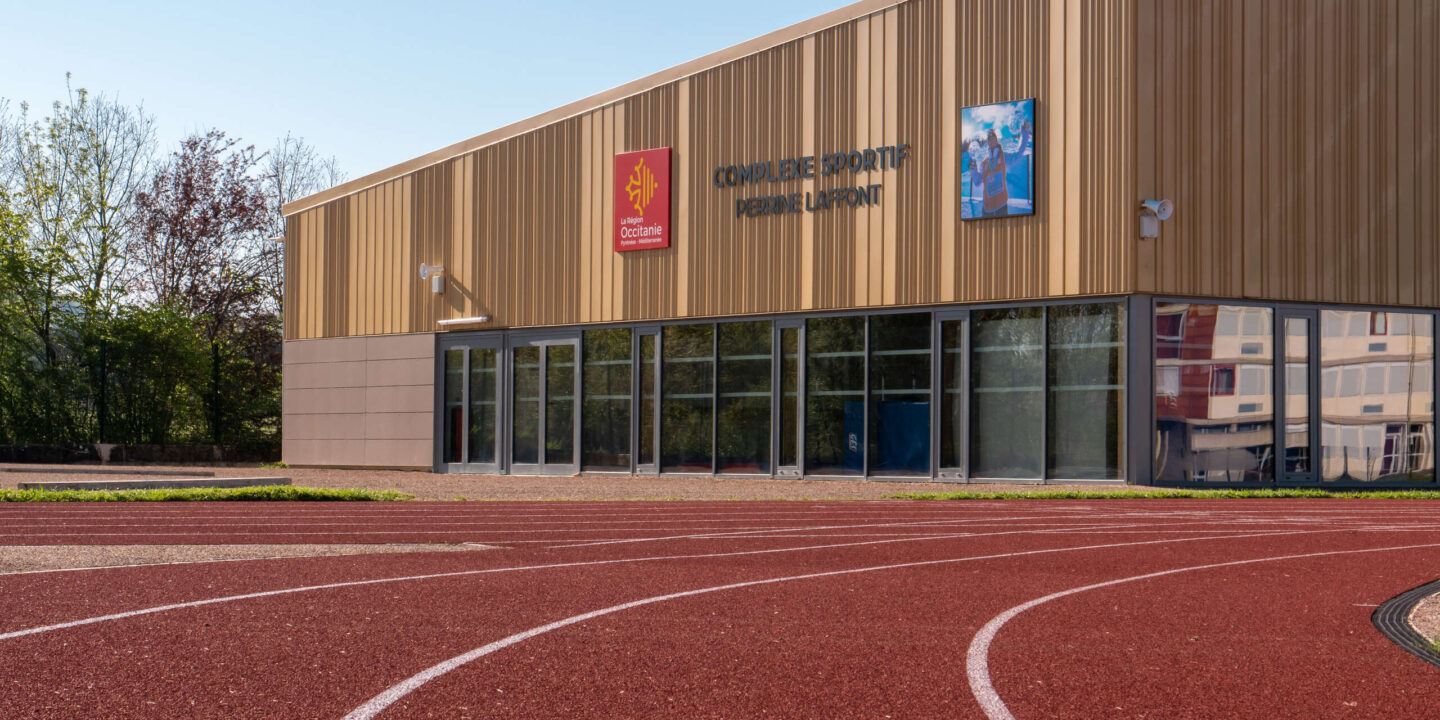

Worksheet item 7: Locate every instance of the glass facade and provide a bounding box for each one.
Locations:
[437,298,1436,488]
[1047,304,1125,479]
[805,316,866,475]
[1153,303,1274,483]
[971,308,1044,478]
[512,345,541,465]
[662,324,715,472]
[582,329,632,471]
[1320,311,1435,483]
[868,313,931,475]
[716,321,772,473]
[467,348,498,464]
[544,344,576,466]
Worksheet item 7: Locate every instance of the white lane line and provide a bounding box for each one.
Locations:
[340,528,1336,720]
[542,514,1157,549]
[0,521,1168,642]
[963,541,1440,720]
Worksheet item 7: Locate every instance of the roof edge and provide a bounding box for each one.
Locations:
[282,0,902,217]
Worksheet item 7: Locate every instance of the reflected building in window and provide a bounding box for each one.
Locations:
[1319,311,1435,483]
[1154,304,1275,483]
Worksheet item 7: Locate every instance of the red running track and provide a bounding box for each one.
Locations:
[1,499,1438,718]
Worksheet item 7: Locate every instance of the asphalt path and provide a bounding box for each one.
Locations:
[1,499,1437,718]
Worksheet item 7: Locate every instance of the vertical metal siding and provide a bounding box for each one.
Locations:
[1136,0,1439,307]
[285,0,1143,340]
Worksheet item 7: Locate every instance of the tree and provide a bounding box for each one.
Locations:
[256,133,345,316]
[130,130,269,444]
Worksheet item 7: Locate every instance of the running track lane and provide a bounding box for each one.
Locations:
[0,500,1437,718]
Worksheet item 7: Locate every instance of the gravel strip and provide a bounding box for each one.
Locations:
[0,463,1132,500]
[0,543,489,574]
[1409,593,1440,643]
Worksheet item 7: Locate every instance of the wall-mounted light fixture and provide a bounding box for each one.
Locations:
[437,316,492,330]
[419,263,445,294]
[1139,199,1174,239]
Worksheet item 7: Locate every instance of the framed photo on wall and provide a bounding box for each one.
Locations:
[960,98,1036,220]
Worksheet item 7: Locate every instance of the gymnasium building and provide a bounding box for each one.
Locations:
[280,0,1439,486]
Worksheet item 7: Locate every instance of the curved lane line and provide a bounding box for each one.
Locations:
[964,542,1440,720]
[0,520,1173,642]
[339,529,1327,720]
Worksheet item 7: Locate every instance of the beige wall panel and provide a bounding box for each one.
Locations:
[1136,0,1438,308]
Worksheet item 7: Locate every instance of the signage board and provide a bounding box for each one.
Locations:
[613,147,671,252]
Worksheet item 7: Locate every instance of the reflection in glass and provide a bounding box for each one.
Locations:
[806,316,866,475]
[717,321,772,473]
[1048,304,1125,479]
[582,329,632,471]
[869,314,930,475]
[545,344,576,466]
[939,320,965,470]
[444,349,464,463]
[467,348,498,464]
[971,308,1043,478]
[639,333,657,467]
[1320,311,1434,483]
[779,327,799,468]
[662,324,714,472]
[512,346,540,465]
[1283,318,1310,475]
[1153,303,1274,483]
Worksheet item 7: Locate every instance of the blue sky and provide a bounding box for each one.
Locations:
[1,0,842,183]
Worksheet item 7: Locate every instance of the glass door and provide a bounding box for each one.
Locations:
[1278,308,1318,484]
[508,335,580,475]
[934,311,968,481]
[438,335,503,474]
[634,328,660,476]
[774,320,803,477]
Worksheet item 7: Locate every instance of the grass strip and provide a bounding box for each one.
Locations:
[0,486,412,502]
[890,488,1440,500]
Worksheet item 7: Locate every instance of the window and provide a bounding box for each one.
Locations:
[939,320,966,469]
[582,328,632,471]
[468,348,499,464]
[716,321,772,474]
[443,349,464,464]
[1210,366,1236,396]
[971,307,1043,478]
[512,346,541,465]
[779,327,800,468]
[1154,303,1273,483]
[869,313,931,475]
[805,316,866,475]
[1156,312,1185,342]
[1047,303,1125,480]
[1371,312,1388,335]
[1321,311,1434,483]
[661,324,715,473]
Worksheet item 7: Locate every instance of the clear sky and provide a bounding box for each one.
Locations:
[1,0,843,185]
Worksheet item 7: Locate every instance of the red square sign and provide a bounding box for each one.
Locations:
[613,147,671,252]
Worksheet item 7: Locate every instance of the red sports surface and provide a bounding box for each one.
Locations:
[1,499,1437,718]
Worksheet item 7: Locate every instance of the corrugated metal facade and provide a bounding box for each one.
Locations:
[283,0,1142,341]
[1135,0,1440,306]
[283,0,1439,343]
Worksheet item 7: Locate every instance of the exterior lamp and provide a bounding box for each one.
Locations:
[1139,199,1174,239]
[419,263,445,294]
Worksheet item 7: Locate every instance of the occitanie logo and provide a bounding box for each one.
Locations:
[625,157,658,215]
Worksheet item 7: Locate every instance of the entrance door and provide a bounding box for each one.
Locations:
[934,310,968,481]
[634,328,660,476]
[1277,309,1319,484]
[774,320,803,477]
[438,336,503,474]
[508,335,580,475]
